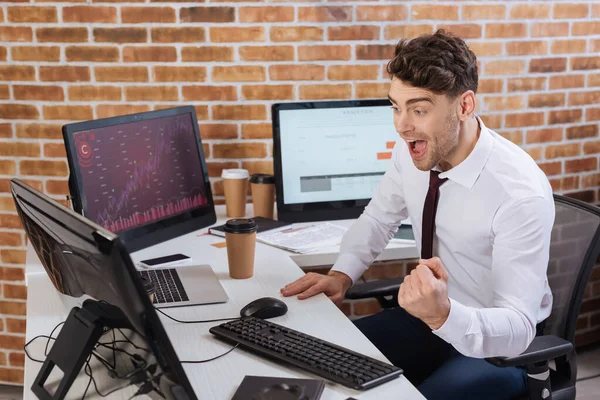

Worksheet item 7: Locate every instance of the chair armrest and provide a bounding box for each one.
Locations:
[345,277,404,300]
[485,335,573,367]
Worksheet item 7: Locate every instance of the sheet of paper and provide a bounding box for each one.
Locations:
[257,223,347,254]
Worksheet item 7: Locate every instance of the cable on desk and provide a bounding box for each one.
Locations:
[154,307,240,324]
[180,343,239,364]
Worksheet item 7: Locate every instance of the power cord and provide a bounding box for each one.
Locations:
[154,307,240,324]
[180,344,240,364]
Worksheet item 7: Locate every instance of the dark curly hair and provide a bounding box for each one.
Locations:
[387,29,478,98]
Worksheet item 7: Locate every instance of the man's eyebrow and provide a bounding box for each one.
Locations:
[387,94,397,104]
[405,97,434,106]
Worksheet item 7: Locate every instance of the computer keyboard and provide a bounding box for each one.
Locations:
[138,268,189,304]
[209,317,403,390]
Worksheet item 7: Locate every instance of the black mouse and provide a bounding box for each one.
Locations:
[240,297,288,319]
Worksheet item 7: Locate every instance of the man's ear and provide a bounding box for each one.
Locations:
[456,90,476,121]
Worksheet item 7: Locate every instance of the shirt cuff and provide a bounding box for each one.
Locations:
[330,252,368,284]
[432,298,472,344]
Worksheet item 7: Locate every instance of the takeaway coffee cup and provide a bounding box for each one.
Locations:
[224,218,257,279]
[250,174,276,219]
[222,169,249,218]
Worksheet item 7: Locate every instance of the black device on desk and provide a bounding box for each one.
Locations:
[11,179,197,400]
[272,99,398,223]
[62,106,216,252]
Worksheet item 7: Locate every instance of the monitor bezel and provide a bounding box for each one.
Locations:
[63,106,216,252]
[272,99,393,223]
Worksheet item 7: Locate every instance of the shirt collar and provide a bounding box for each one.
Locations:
[437,116,494,189]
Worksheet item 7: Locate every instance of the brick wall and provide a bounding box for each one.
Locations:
[0,0,599,385]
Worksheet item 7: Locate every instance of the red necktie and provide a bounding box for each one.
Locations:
[421,171,448,259]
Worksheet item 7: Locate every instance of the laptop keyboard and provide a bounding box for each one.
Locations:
[138,268,189,304]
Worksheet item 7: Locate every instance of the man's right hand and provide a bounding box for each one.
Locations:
[280,271,352,305]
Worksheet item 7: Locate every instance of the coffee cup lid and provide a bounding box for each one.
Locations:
[222,169,249,179]
[250,173,275,184]
[224,218,258,234]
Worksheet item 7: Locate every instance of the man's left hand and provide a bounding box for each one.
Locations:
[398,257,451,330]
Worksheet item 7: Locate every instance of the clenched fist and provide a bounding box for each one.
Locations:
[398,257,451,330]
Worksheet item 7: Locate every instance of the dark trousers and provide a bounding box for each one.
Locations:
[354,307,527,400]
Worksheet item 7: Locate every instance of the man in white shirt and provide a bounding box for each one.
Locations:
[281,30,554,400]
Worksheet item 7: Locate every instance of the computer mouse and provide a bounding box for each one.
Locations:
[240,297,288,319]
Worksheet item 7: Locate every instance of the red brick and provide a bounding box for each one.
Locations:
[97,104,150,119]
[507,77,546,92]
[566,125,599,140]
[553,3,588,19]
[437,24,482,39]
[0,27,32,42]
[384,25,433,40]
[269,65,324,81]
[242,85,294,100]
[572,22,600,36]
[241,123,271,140]
[506,41,548,56]
[549,110,583,125]
[0,124,11,139]
[37,27,87,43]
[463,5,506,20]
[486,23,527,38]
[45,179,69,194]
[569,91,600,107]
[125,86,178,101]
[545,143,580,159]
[584,141,600,155]
[122,6,175,23]
[239,46,294,62]
[43,143,67,158]
[0,161,16,175]
[0,215,22,229]
[356,44,395,61]
[0,352,5,366]
[206,162,239,178]
[240,6,294,22]
[0,267,24,281]
[199,124,238,141]
[9,352,24,367]
[566,158,597,174]
[538,161,562,176]
[356,83,390,99]
[528,93,565,108]
[0,198,17,212]
[3,284,26,300]
[241,161,273,176]
[526,128,563,144]
[299,45,351,61]
[95,66,148,82]
[589,74,600,87]
[531,22,569,37]
[0,85,8,100]
[15,123,61,139]
[0,368,23,384]
[480,114,503,130]
[68,85,121,101]
[529,58,567,73]
[0,232,21,247]
[153,66,206,82]
[582,174,600,188]
[39,66,90,82]
[549,75,585,90]
[498,131,523,145]
[43,105,92,120]
[210,27,264,43]
[151,27,205,43]
[0,333,25,348]
[0,104,39,120]
[66,46,119,62]
[551,39,587,54]
[213,143,267,159]
[213,105,266,121]
[356,5,407,21]
[180,6,234,23]
[1,250,26,265]
[182,85,237,101]
[270,26,323,42]
[328,65,378,81]
[300,84,351,100]
[182,46,234,62]
[11,46,60,62]
[7,6,57,22]
[587,108,600,122]
[0,142,40,157]
[510,4,550,19]
[0,66,35,81]
[484,95,525,111]
[63,6,116,22]
[571,57,600,71]
[550,176,579,192]
[20,160,68,176]
[505,112,545,128]
[411,5,458,20]
[212,66,265,82]
[485,60,525,75]
[123,46,176,62]
[298,6,352,22]
[328,26,379,41]
[93,27,147,43]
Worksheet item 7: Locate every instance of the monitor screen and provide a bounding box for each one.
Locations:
[273,100,398,222]
[63,106,216,251]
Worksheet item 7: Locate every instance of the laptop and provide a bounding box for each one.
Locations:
[62,106,228,308]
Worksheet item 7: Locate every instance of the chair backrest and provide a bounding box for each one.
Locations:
[544,195,600,343]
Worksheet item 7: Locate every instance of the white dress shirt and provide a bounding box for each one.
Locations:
[331,117,554,359]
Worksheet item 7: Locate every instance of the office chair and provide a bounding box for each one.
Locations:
[345,194,600,400]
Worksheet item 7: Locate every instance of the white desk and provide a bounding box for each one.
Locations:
[24,205,423,400]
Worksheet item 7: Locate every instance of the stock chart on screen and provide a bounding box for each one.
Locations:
[74,113,208,233]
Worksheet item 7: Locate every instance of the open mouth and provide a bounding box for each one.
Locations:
[406,139,428,160]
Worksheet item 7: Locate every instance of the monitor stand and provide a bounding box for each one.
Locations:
[31,299,134,400]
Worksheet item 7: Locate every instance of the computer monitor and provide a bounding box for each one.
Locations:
[272,100,398,222]
[62,106,215,252]
[11,179,196,400]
